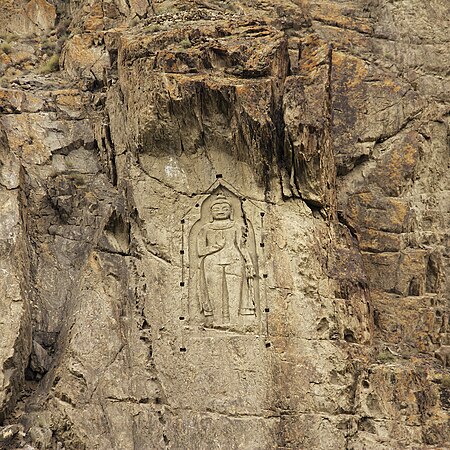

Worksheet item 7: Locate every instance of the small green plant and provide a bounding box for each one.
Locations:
[180,39,192,49]
[0,43,12,54]
[145,24,161,33]
[442,374,450,388]
[38,54,60,74]
[377,351,395,362]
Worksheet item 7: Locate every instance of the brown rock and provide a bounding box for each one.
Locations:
[24,0,56,33]
[0,1,448,449]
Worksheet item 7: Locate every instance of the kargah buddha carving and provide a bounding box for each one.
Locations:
[188,187,260,325]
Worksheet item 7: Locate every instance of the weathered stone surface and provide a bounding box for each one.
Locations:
[0,131,31,424]
[0,0,448,449]
[24,0,56,34]
[61,34,111,82]
[0,0,56,36]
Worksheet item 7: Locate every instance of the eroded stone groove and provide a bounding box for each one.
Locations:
[0,0,448,449]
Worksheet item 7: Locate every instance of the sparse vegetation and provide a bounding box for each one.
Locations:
[442,374,450,388]
[37,54,60,74]
[145,24,161,33]
[0,32,18,43]
[42,37,57,54]
[0,43,12,54]
[180,38,192,49]
[56,18,71,36]
[377,351,396,362]
[54,18,71,53]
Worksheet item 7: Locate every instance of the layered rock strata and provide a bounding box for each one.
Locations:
[0,0,448,449]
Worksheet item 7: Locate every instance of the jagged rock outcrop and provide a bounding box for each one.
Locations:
[0,0,448,449]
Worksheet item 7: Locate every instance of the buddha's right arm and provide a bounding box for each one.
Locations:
[197,229,221,256]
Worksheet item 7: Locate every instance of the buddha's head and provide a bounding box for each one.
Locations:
[210,193,232,220]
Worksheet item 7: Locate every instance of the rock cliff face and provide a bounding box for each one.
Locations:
[0,1,449,449]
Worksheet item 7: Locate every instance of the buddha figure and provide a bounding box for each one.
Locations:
[194,192,257,322]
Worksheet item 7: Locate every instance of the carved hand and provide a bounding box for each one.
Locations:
[205,242,224,254]
[215,236,225,248]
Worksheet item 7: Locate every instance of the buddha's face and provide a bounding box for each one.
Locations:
[211,202,232,220]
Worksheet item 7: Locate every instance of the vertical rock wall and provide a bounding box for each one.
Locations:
[0,0,448,449]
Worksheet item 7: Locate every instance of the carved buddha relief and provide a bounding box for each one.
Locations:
[188,186,260,325]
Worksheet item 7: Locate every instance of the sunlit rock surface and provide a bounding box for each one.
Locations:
[0,0,448,449]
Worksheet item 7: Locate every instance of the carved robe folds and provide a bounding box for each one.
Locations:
[188,187,260,326]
